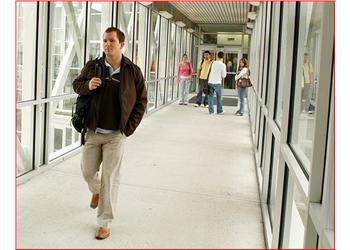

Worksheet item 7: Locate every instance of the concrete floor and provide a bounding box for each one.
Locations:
[18,99,265,248]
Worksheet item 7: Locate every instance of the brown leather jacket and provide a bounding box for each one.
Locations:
[72,55,147,137]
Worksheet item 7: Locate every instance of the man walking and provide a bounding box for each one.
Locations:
[73,27,147,239]
[195,50,212,107]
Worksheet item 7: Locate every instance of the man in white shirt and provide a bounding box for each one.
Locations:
[207,51,227,114]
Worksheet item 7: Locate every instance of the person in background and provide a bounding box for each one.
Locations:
[302,52,314,113]
[234,58,250,116]
[177,54,193,105]
[195,50,212,107]
[73,27,147,240]
[207,51,227,114]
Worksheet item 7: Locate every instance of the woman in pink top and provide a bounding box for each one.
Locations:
[177,54,193,105]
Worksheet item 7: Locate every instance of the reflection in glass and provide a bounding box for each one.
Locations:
[167,23,176,101]
[224,53,238,89]
[274,3,285,126]
[117,2,134,58]
[156,17,168,107]
[282,174,307,248]
[17,107,34,176]
[147,82,156,111]
[267,139,280,229]
[87,2,112,61]
[174,26,182,98]
[17,2,36,102]
[149,11,159,81]
[134,3,148,75]
[201,33,217,44]
[48,99,80,160]
[290,3,322,168]
[48,2,85,97]
[186,32,192,59]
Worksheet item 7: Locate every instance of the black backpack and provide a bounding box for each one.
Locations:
[71,58,103,144]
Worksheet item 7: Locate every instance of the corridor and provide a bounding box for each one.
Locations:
[18,101,265,248]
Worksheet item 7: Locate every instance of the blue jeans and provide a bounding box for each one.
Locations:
[238,87,247,115]
[179,77,190,104]
[196,79,208,106]
[208,83,223,114]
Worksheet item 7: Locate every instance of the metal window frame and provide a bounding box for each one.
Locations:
[304,3,334,248]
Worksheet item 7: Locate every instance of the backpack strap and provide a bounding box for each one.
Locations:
[206,61,214,80]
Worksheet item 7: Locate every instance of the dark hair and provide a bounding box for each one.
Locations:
[104,27,125,43]
[182,53,188,58]
[217,51,224,59]
[204,50,210,54]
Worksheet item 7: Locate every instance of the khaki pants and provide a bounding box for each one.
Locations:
[81,130,126,227]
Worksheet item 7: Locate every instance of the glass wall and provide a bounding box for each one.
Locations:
[274,3,285,127]
[48,98,80,160]
[47,2,86,160]
[134,3,148,75]
[289,2,323,172]
[174,25,182,99]
[16,107,34,175]
[17,2,37,103]
[167,22,176,101]
[156,16,168,107]
[147,11,159,111]
[48,2,85,97]
[87,2,113,61]
[281,174,307,248]
[16,1,191,176]
[117,2,134,59]
[247,2,334,248]
[16,2,37,176]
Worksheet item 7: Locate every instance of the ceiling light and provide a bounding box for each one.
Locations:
[248,12,257,20]
[140,2,152,6]
[249,2,260,7]
[159,11,173,19]
[175,21,186,28]
[247,22,254,29]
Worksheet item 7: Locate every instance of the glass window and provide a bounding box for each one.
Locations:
[267,138,280,230]
[48,2,86,97]
[290,3,323,170]
[134,3,148,75]
[191,36,198,92]
[167,22,176,101]
[282,172,307,248]
[17,106,34,176]
[48,98,80,160]
[274,3,285,126]
[182,29,187,55]
[186,32,191,58]
[86,2,112,61]
[259,117,267,171]
[156,17,168,107]
[147,11,159,111]
[174,26,182,98]
[117,2,134,59]
[223,52,238,89]
[17,2,37,102]
[149,11,159,81]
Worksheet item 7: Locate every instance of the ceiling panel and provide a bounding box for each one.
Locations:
[169,2,249,25]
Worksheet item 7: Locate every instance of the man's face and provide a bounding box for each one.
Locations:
[204,52,210,60]
[103,31,125,57]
